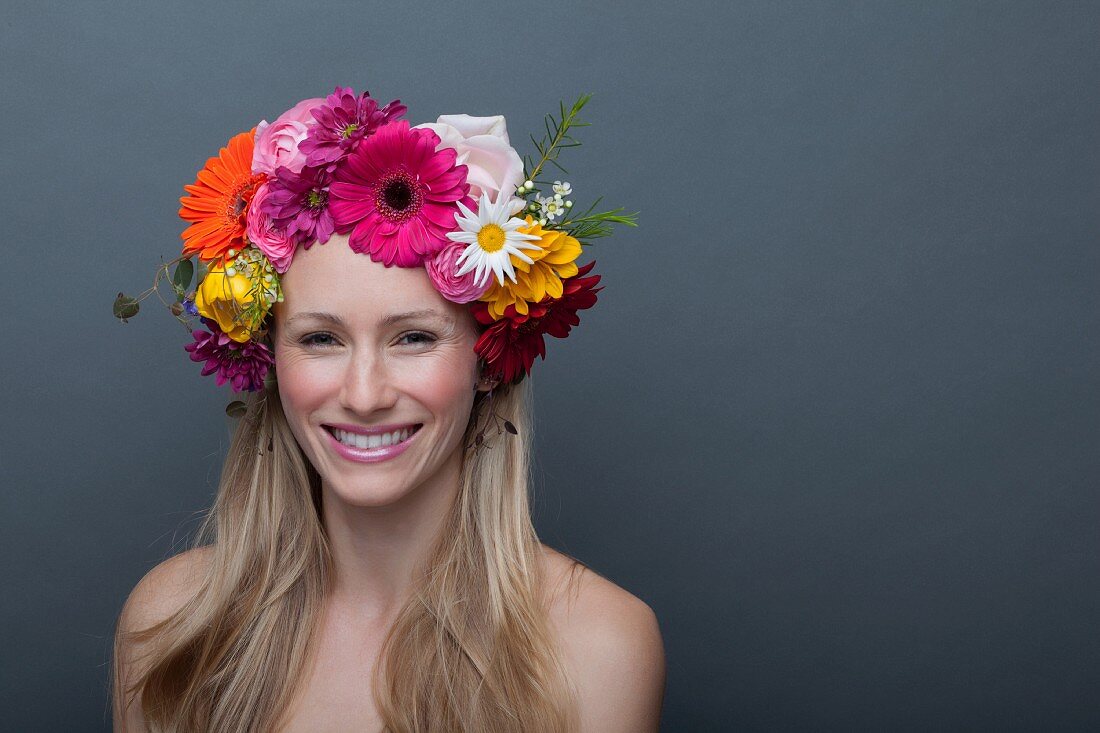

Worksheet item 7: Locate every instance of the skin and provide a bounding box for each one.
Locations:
[115,234,666,731]
[271,233,493,621]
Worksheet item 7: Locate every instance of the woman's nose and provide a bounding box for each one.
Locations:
[338,349,398,415]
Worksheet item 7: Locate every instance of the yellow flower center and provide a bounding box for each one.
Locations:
[477,224,506,252]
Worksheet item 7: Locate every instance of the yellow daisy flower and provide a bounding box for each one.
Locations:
[479,216,583,319]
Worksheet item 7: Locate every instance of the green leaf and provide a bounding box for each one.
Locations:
[524,93,595,183]
[225,400,247,418]
[113,293,140,321]
[172,259,194,295]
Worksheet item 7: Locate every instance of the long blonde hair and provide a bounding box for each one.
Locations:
[111,376,582,732]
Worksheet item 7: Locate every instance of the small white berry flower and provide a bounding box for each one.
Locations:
[552,180,572,197]
[538,194,565,221]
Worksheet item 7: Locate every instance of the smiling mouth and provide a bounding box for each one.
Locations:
[324,424,422,450]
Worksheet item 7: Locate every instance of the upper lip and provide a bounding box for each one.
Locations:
[324,422,421,437]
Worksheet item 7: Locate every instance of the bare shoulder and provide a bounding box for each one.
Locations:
[114,546,214,731]
[118,545,214,635]
[539,544,667,733]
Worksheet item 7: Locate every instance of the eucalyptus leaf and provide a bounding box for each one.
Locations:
[503,420,518,435]
[113,293,140,321]
[172,259,194,295]
[225,400,247,418]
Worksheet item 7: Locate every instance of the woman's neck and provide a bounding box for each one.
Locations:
[318,443,464,620]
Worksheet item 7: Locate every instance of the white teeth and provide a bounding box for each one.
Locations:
[331,427,414,450]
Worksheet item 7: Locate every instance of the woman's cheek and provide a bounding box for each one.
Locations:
[275,351,340,404]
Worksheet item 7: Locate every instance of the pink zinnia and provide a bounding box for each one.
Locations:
[329,120,473,268]
[299,86,406,169]
[260,164,335,249]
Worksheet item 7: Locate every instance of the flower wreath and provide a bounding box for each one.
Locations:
[114,87,635,413]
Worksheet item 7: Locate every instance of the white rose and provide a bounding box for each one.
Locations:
[414,114,525,215]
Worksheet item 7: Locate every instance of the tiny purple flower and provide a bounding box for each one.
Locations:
[184,318,274,393]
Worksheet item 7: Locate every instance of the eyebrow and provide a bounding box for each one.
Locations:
[284,309,453,329]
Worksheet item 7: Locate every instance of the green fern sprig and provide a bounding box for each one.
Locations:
[523,94,592,183]
[559,196,639,241]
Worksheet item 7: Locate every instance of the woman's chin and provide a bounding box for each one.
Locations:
[323,482,412,509]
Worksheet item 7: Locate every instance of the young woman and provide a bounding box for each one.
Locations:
[111,88,664,732]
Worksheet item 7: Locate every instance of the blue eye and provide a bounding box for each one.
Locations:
[400,331,436,346]
[297,331,435,349]
[300,332,338,348]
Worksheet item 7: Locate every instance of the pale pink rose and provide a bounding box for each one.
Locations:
[414,114,525,214]
[245,182,296,273]
[425,242,494,304]
[251,97,324,175]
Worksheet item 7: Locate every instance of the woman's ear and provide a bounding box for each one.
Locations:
[475,376,500,392]
[474,361,501,392]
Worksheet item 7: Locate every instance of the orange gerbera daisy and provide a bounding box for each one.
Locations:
[179,128,265,263]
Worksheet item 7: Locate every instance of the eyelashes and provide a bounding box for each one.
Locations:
[297,331,437,349]
[299,332,338,348]
[398,331,437,347]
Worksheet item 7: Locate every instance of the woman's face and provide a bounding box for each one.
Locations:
[272,234,483,508]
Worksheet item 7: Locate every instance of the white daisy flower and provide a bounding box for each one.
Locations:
[552,180,572,197]
[448,192,542,288]
[538,194,566,221]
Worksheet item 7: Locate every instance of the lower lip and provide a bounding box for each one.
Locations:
[323,425,422,464]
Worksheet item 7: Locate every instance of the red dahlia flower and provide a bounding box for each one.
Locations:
[471,260,602,384]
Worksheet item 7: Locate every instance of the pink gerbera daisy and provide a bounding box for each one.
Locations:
[328,120,473,267]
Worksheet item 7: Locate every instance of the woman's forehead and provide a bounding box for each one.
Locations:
[276,234,464,324]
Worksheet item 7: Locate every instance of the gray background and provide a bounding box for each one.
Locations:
[1,1,1097,730]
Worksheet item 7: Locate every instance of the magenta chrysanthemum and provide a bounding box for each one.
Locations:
[260,164,335,248]
[184,318,274,392]
[299,86,406,169]
[328,120,473,267]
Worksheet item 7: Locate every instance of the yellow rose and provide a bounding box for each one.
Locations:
[194,261,266,342]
